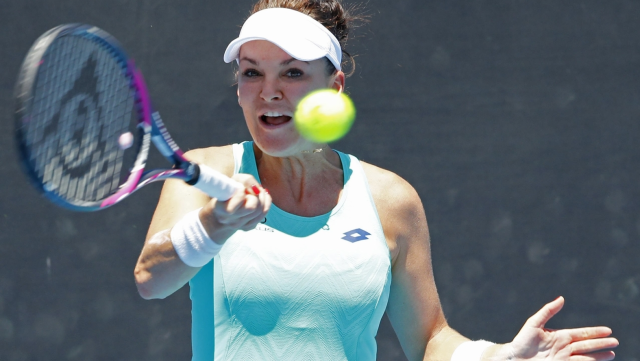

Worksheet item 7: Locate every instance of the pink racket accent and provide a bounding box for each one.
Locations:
[99,62,153,208]
[100,167,144,207]
[129,61,153,127]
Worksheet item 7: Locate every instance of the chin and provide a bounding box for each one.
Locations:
[253,134,311,158]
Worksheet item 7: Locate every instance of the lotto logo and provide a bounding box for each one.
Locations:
[341,228,370,243]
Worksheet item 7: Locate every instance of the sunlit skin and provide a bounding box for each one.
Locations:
[237,40,345,157]
[235,40,347,217]
[135,40,619,361]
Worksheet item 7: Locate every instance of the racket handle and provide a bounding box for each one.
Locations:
[189,164,244,201]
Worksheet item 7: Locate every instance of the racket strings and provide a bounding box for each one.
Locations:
[26,35,136,204]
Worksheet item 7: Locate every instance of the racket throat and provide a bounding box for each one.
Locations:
[150,112,184,164]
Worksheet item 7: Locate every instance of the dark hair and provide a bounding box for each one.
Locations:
[250,0,365,77]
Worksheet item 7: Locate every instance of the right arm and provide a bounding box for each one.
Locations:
[134,146,270,299]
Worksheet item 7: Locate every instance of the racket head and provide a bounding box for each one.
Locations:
[15,24,152,211]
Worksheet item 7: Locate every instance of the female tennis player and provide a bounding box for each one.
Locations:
[133,1,618,360]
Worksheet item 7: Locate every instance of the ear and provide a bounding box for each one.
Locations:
[330,71,346,93]
[237,87,241,106]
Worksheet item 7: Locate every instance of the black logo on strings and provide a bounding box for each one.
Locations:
[42,52,107,178]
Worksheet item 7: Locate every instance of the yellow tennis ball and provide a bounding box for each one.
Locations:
[294,89,356,143]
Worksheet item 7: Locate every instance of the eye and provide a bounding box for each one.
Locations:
[285,68,304,78]
[242,69,262,78]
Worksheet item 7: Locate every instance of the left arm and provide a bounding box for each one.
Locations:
[364,163,469,360]
[363,163,618,361]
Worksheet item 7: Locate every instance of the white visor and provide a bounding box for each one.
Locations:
[224,8,342,71]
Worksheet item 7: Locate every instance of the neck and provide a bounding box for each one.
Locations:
[254,143,343,217]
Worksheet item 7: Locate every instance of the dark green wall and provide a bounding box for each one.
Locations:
[1,1,638,360]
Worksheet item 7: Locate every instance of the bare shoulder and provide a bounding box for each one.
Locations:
[183,144,235,177]
[146,144,235,238]
[360,161,427,263]
[360,161,422,216]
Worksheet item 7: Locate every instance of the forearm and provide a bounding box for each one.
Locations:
[134,229,201,299]
[423,325,468,361]
[135,205,231,299]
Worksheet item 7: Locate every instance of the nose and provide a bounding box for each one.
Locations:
[260,78,283,102]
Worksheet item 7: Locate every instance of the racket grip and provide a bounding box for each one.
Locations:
[190,164,244,201]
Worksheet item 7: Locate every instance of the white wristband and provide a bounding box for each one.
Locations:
[451,340,495,361]
[170,208,223,268]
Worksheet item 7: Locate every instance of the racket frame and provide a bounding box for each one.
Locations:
[15,24,198,211]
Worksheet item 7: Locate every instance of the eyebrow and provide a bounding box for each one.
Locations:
[239,57,258,65]
[238,56,310,66]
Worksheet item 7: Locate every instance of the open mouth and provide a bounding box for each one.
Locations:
[260,111,292,126]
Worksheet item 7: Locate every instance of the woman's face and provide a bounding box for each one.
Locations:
[237,40,344,157]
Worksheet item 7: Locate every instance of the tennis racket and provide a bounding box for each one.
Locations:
[14,24,244,211]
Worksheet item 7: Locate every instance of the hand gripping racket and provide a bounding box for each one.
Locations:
[15,24,244,211]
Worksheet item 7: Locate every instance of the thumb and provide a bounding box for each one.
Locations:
[525,296,565,329]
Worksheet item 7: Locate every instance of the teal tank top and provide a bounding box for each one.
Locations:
[189,142,392,361]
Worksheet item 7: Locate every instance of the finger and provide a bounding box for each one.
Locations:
[570,351,615,361]
[570,338,619,355]
[233,173,261,191]
[228,173,261,198]
[243,192,260,214]
[225,195,261,224]
[242,182,269,214]
[239,190,271,230]
[525,296,565,329]
[566,327,613,342]
[251,185,267,211]
[221,191,248,214]
[214,191,254,223]
[261,187,272,215]
[244,184,262,196]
